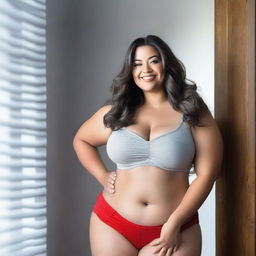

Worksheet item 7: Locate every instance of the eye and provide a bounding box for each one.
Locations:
[133,63,141,67]
[151,58,160,64]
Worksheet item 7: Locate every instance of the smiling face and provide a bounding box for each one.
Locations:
[132,45,165,93]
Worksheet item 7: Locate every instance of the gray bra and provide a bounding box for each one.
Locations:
[106,114,196,172]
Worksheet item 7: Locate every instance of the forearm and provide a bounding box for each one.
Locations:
[73,138,108,186]
[167,175,215,228]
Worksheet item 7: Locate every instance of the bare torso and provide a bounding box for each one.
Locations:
[102,101,193,226]
[103,167,189,225]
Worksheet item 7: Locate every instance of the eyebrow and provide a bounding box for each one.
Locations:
[133,55,160,61]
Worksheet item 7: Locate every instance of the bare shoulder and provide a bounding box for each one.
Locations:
[73,104,113,147]
[190,110,218,131]
[190,110,224,179]
[190,110,221,136]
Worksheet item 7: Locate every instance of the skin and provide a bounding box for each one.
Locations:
[73,46,223,256]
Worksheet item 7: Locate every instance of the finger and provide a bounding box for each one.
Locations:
[173,243,180,252]
[159,246,167,256]
[107,177,115,184]
[109,174,116,180]
[166,247,172,256]
[105,184,115,193]
[110,171,116,177]
[105,181,111,188]
[107,181,115,189]
[153,245,164,254]
[150,238,161,246]
[108,181,115,192]
[107,182,115,189]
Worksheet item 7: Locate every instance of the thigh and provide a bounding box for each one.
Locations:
[137,224,202,256]
[89,211,139,256]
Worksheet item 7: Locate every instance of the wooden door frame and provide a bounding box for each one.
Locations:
[215,0,255,255]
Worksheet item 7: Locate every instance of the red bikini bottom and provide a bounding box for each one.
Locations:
[92,191,199,250]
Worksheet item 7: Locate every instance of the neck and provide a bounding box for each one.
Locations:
[143,90,168,109]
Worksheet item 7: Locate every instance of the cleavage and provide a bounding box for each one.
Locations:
[127,120,182,141]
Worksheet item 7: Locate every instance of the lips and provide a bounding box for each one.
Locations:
[141,75,156,81]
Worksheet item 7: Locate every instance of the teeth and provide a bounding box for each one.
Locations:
[142,75,155,81]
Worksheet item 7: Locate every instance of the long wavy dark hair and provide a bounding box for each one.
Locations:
[103,35,210,131]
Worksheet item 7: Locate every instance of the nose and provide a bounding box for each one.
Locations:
[142,62,153,73]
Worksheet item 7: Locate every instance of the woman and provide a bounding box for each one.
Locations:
[73,35,223,256]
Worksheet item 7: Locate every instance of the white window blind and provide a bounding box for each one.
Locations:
[0,0,47,255]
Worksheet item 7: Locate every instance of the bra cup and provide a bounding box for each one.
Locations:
[150,127,195,170]
[106,124,195,172]
[106,130,149,164]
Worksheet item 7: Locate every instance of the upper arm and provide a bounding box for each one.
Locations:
[73,104,113,147]
[190,111,224,181]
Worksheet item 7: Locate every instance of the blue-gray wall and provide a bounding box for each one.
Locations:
[46,1,214,255]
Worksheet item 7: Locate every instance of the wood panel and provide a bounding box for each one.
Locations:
[215,0,255,255]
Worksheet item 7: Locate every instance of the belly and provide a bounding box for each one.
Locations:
[102,166,190,226]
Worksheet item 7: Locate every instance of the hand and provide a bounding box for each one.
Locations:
[103,171,117,194]
[149,222,181,255]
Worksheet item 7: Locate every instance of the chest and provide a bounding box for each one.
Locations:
[127,108,185,141]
